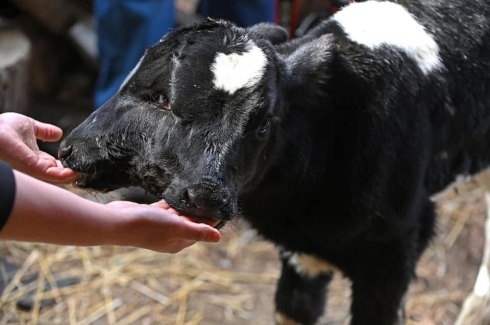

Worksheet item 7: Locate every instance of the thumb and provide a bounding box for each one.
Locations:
[179,223,221,243]
[34,120,63,142]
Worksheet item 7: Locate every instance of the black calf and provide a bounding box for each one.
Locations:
[60,0,490,323]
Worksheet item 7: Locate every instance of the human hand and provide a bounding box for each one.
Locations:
[106,200,221,253]
[0,112,77,183]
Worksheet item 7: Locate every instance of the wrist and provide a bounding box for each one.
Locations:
[98,204,134,247]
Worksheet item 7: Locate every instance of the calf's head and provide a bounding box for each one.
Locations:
[60,19,332,222]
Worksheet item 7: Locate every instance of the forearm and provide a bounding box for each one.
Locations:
[0,171,120,246]
[0,170,220,253]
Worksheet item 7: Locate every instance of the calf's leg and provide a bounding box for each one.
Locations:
[351,251,412,325]
[275,252,335,325]
[349,198,435,325]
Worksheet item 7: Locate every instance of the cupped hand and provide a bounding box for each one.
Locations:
[0,113,77,183]
[106,200,221,253]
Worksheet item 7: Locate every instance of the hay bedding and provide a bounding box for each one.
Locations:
[0,179,486,325]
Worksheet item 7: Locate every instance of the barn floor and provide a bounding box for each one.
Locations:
[0,137,486,325]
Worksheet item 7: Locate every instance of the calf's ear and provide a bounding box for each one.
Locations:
[248,23,289,45]
[285,34,333,91]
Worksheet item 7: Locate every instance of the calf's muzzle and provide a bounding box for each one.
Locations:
[168,180,236,221]
[185,184,230,212]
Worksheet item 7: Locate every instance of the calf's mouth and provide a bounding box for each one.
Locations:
[58,141,235,229]
[72,172,121,193]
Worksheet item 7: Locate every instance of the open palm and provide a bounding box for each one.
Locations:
[0,113,77,183]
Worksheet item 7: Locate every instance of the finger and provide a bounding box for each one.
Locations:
[34,120,63,142]
[151,200,170,209]
[167,239,197,253]
[167,208,182,216]
[181,216,198,223]
[177,223,221,243]
[180,216,220,227]
[151,201,173,211]
[35,156,69,174]
[38,151,59,164]
[151,201,182,215]
[44,166,78,184]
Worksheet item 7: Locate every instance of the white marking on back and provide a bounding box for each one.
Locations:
[120,52,146,90]
[211,41,268,94]
[334,1,442,75]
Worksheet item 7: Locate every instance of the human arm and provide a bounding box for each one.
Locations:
[0,169,221,253]
[0,112,77,184]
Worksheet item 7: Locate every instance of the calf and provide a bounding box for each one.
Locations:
[59,1,490,324]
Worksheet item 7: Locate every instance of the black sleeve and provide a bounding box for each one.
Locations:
[0,161,16,231]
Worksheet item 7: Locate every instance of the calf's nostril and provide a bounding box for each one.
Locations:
[58,145,73,161]
[186,187,229,211]
[186,188,196,203]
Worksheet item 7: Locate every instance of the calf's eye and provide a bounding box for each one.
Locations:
[144,93,171,110]
[157,94,171,110]
[257,118,270,137]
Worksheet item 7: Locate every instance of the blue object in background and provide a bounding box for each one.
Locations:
[94,0,175,108]
[199,0,275,27]
[94,0,274,108]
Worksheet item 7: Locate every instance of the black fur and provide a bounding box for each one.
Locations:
[60,1,490,324]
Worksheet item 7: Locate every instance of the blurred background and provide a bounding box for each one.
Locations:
[0,0,487,324]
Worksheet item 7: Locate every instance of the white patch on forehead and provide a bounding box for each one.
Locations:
[211,41,268,94]
[120,52,146,90]
[288,253,337,278]
[334,1,442,75]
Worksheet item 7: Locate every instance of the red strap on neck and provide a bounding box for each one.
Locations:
[327,0,355,14]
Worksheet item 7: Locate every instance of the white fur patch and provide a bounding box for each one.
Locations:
[120,52,146,90]
[288,253,337,278]
[334,1,442,75]
[211,41,268,94]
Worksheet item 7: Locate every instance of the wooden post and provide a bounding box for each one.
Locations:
[9,0,78,34]
[0,27,31,114]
